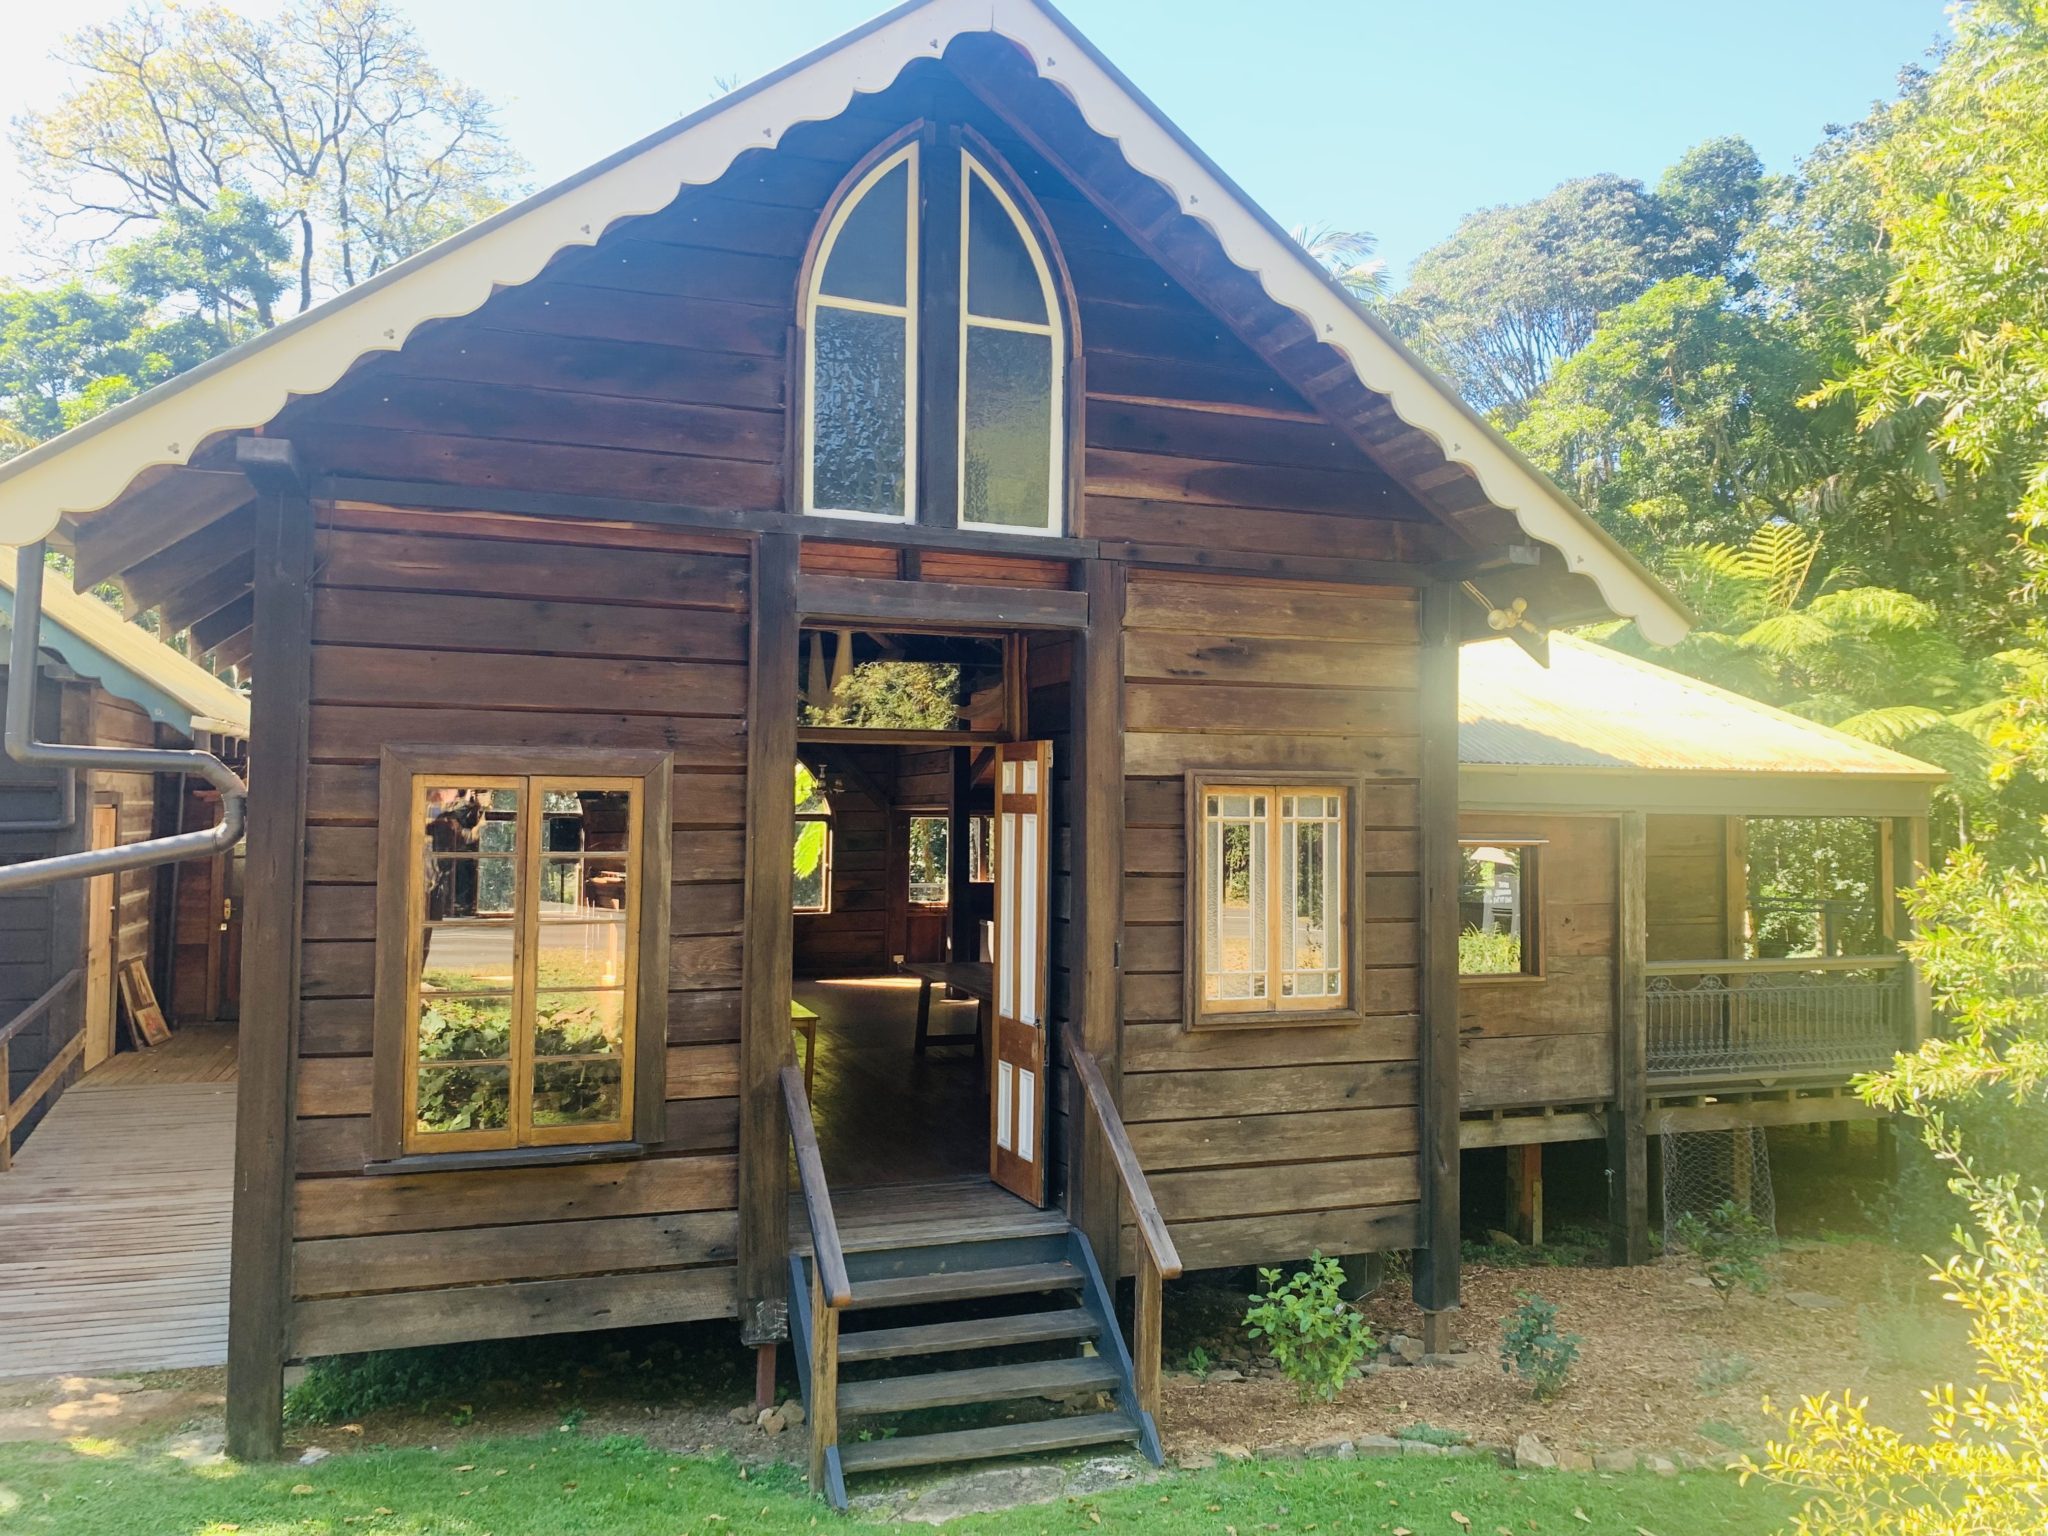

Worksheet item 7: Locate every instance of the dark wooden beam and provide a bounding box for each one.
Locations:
[314,475,779,535]
[1096,539,1428,589]
[190,592,256,654]
[72,469,253,590]
[211,627,255,671]
[225,477,316,1459]
[1411,581,1462,1316]
[1608,809,1650,1266]
[1071,558,1125,1270]
[161,555,255,637]
[797,574,1088,630]
[802,518,1096,561]
[116,502,257,618]
[235,436,310,500]
[738,528,800,1347]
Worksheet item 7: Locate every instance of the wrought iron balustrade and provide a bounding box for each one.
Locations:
[1645,957,1908,1080]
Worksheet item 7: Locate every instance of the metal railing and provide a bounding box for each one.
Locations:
[0,966,83,1170]
[1645,956,1909,1081]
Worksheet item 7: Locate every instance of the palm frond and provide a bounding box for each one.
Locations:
[1830,704,1950,746]
[1289,222,1388,301]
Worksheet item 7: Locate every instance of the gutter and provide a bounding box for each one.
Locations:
[0,544,246,893]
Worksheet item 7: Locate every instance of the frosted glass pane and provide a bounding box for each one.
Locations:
[997,1061,1014,1150]
[1017,1067,1036,1157]
[813,306,907,514]
[820,160,908,306]
[1017,810,1039,1025]
[967,172,1046,323]
[963,327,1054,529]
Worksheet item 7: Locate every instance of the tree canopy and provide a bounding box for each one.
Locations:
[14,0,525,312]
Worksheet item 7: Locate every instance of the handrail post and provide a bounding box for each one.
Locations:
[807,1259,838,1494]
[1133,1245,1161,1420]
[0,1036,10,1173]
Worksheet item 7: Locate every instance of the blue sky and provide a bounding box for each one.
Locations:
[0,0,1951,283]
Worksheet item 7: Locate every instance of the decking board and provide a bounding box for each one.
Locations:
[0,1077,235,1379]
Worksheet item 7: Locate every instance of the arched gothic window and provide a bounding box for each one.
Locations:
[803,132,1068,535]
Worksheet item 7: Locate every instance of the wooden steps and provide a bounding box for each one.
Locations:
[837,1412,1139,1475]
[838,1354,1119,1415]
[845,1259,1082,1310]
[789,1221,1162,1508]
[836,1306,1100,1362]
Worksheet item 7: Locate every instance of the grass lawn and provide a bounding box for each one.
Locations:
[0,1431,1796,1535]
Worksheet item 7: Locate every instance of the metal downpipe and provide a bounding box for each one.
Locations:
[0,543,247,895]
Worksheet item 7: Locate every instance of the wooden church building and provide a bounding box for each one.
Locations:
[0,0,1696,1499]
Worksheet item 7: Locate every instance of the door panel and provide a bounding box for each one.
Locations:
[83,804,118,1070]
[990,740,1051,1204]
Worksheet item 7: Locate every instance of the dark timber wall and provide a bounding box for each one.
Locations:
[1456,813,1619,1111]
[286,506,746,1356]
[1117,571,1424,1270]
[258,44,1450,1355]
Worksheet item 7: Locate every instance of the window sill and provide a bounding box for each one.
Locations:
[364,1141,649,1176]
[1187,1006,1364,1031]
[1460,971,1548,986]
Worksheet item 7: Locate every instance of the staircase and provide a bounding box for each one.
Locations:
[788,1225,1161,1507]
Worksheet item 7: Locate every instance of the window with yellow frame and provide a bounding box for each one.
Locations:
[374,749,670,1159]
[1189,774,1359,1027]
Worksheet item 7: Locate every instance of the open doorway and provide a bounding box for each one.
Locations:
[789,625,1065,1205]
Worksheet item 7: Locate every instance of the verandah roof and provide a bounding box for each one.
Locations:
[1459,634,1944,818]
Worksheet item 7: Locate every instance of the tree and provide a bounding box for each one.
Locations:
[1290,223,1387,301]
[1511,274,1831,548]
[1656,135,1770,286]
[0,192,291,447]
[1592,524,2032,844]
[14,0,525,312]
[1818,0,2048,585]
[1386,173,1678,423]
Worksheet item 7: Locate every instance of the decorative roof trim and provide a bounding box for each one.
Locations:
[0,0,1687,643]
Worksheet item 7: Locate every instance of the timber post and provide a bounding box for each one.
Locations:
[737,528,800,1348]
[1896,814,1934,1046]
[225,442,315,1459]
[1071,558,1125,1270]
[1411,582,1461,1319]
[1608,808,1650,1265]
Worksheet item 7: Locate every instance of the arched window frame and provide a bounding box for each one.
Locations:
[955,146,1067,537]
[802,137,921,524]
[799,122,1076,536]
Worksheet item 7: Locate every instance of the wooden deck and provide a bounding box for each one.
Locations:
[0,1030,237,1380]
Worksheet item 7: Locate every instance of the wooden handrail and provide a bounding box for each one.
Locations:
[780,1065,852,1309]
[1067,1040,1178,1427]
[1645,955,1907,978]
[0,967,83,1173]
[1068,1043,1181,1279]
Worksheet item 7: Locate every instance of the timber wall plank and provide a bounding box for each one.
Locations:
[1457,813,1620,1110]
[1117,569,1424,1268]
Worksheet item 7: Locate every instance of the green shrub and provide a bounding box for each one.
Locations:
[1243,1253,1375,1403]
[1498,1291,1581,1399]
[1458,926,1521,974]
[1671,1200,1775,1304]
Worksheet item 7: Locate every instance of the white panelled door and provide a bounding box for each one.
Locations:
[989,739,1051,1205]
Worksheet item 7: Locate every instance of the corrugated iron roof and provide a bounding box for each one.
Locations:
[1460,634,1946,780]
[0,563,250,740]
